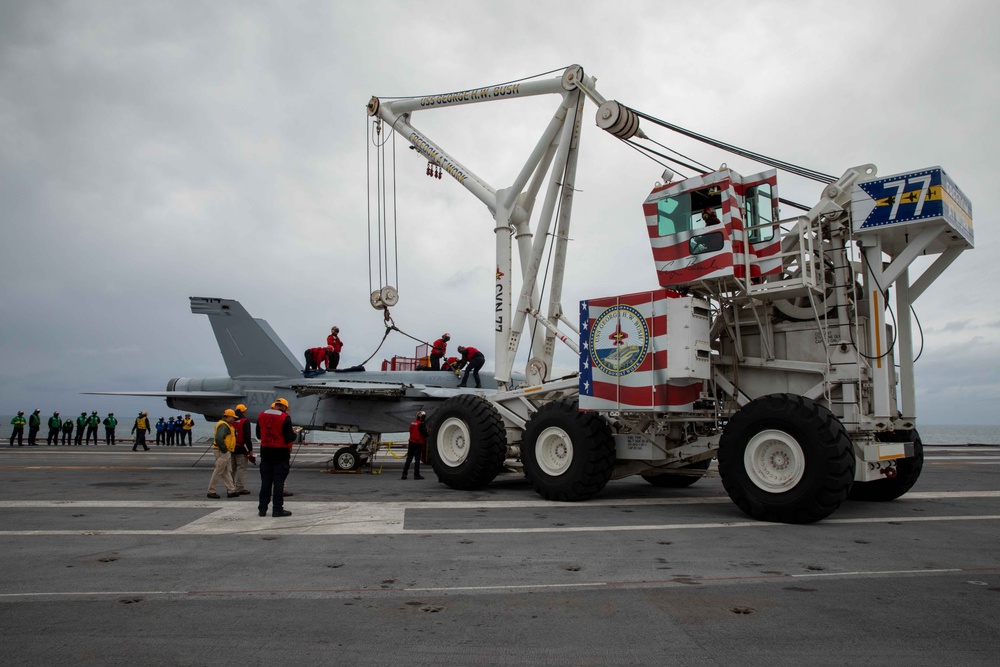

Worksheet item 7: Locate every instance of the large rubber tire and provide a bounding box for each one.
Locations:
[718,393,855,523]
[641,458,711,488]
[848,430,923,501]
[521,400,615,502]
[333,447,359,471]
[426,394,506,490]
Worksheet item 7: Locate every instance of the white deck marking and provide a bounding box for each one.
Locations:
[0,491,997,536]
[1,566,997,600]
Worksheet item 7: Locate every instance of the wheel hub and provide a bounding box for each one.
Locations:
[535,426,574,477]
[438,417,471,467]
[744,429,805,492]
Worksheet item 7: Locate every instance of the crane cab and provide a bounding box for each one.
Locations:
[641,168,783,288]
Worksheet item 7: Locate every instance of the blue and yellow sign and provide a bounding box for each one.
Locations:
[852,167,973,248]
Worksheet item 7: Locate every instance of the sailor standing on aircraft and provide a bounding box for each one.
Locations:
[327,326,343,370]
[207,409,238,499]
[230,404,254,496]
[401,411,427,481]
[456,345,486,389]
[256,398,295,517]
[430,333,450,371]
[61,417,73,445]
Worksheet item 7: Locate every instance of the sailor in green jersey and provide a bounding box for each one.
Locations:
[47,412,62,446]
[84,411,99,445]
[103,413,118,445]
[27,409,41,446]
[75,412,87,446]
[9,411,26,446]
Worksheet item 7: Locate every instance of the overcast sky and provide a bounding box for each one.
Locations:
[1,0,998,426]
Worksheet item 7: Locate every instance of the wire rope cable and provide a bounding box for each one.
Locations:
[629,107,837,184]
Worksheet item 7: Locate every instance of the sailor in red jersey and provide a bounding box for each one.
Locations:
[326,326,343,370]
[304,346,332,373]
[402,410,427,481]
[456,345,485,388]
[230,403,254,495]
[255,397,296,517]
[430,333,450,371]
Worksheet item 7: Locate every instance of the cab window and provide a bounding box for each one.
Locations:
[656,196,690,236]
[745,183,775,243]
[690,231,724,255]
[656,187,723,236]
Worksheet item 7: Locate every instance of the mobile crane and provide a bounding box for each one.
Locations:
[366,65,974,523]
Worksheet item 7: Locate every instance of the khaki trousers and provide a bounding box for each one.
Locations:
[230,454,249,492]
[208,450,235,494]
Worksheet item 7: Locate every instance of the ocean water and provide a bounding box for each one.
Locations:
[1,415,997,446]
[910,424,1000,446]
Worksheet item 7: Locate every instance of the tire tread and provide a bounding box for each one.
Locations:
[718,393,854,523]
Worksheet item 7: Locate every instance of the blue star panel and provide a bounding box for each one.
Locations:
[852,166,973,249]
[579,300,593,398]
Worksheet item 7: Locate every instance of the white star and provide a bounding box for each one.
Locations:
[583,380,590,392]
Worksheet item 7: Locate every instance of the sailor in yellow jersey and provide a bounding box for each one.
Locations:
[208,409,238,499]
[181,413,195,446]
[131,411,150,451]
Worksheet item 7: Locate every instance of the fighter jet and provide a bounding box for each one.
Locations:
[86,297,505,459]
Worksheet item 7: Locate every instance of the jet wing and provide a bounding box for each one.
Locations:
[281,381,493,400]
[81,391,245,398]
[284,382,408,398]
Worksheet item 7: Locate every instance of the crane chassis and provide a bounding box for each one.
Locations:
[367,65,974,523]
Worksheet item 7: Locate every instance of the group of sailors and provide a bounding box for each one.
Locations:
[298,323,486,388]
[209,399,297,518]
[8,409,122,446]
[303,326,344,372]
[154,414,195,446]
[427,333,486,388]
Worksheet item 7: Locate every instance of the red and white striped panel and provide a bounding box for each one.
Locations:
[732,170,782,278]
[579,289,703,413]
[642,169,783,285]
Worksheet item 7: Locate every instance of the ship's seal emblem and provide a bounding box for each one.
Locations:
[590,305,650,377]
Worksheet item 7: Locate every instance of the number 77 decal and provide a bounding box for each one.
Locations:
[883,174,932,221]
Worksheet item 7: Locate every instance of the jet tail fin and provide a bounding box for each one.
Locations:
[190,297,302,378]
